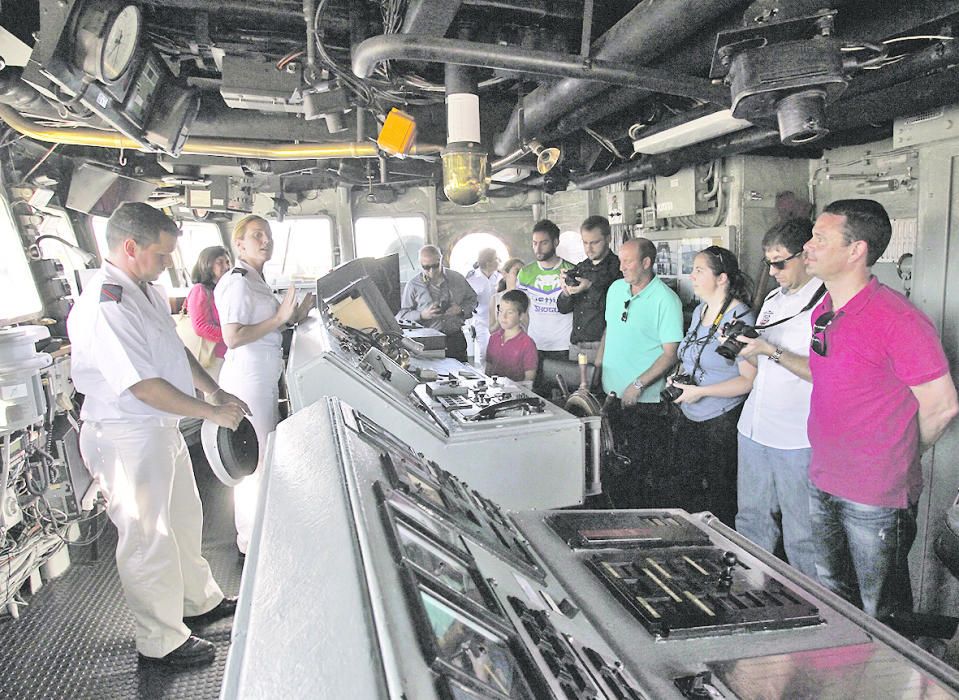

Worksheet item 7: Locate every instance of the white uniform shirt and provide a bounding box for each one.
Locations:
[214,259,281,359]
[465,268,502,330]
[68,261,193,423]
[737,276,823,449]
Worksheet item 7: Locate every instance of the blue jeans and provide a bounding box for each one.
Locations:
[736,436,818,581]
[808,485,916,619]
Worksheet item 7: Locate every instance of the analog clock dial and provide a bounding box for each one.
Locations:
[100,5,141,82]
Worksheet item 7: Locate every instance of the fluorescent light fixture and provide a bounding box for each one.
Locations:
[632,109,753,155]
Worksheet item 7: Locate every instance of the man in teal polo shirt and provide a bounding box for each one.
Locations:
[595,237,683,507]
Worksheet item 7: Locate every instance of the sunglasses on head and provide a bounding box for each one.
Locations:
[422,263,440,271]
[703,246,726,271]
[810,310,839,356]
[764,250,803,271]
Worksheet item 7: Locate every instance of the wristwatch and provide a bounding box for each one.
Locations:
[631,378,645,393]
[770,347,784,364]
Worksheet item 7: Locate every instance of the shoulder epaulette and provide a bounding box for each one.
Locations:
[100,283,123,303]
[231,267,248,276]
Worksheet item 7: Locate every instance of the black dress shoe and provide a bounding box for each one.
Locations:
[138,636,215,668]
[183,596,238,626]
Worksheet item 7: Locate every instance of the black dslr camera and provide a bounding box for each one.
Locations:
[661,373,695,403]
[564,268,591,286]
[716,320,760,360]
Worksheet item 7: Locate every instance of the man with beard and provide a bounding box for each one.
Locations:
[557,216,622,363]
[516,219,574,395]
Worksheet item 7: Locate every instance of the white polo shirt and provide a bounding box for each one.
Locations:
[68,261,193,423]
[737,276,823,449]
[214,259,282,360]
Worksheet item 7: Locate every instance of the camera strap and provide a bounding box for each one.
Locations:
[680,295,733,381]
[753,283,826,331]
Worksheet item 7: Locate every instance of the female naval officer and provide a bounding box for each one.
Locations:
[215,215,314,554]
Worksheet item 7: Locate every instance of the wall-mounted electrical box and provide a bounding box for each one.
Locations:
[607,190,645,225]
[655,167,702,218]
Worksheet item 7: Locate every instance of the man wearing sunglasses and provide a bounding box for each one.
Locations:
[594,237,683,508]
[396,245,478,362]
[803,199,958,620]
[735,219,822,581]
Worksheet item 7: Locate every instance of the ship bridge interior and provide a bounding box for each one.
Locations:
[3,1,959,698]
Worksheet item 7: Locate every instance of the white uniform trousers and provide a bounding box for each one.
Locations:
[218,352,282,554]
[472,322,491,368]
[79,421,223,657]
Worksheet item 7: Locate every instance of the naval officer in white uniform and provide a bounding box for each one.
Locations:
[68,203,249,668]
[215,214,313,554]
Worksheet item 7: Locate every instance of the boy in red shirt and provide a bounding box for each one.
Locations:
[485,290,538,384]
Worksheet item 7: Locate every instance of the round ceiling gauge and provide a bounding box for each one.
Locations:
[73,2,142,83]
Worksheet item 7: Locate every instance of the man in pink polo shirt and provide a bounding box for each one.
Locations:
[804,199,958,619]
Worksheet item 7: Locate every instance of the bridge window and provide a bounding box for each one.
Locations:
[177,221,225,280]
[262,216,334,286]
[448,233,511,275]
[0,196,43,323]
[354,215,427,284]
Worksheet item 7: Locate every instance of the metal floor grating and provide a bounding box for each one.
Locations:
[0,443,244,699]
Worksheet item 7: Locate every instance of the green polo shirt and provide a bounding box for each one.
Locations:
[601,276,683,401]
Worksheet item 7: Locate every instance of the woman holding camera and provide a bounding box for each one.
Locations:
[665,245,755,526]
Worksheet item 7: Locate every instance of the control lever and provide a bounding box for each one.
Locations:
[719,551,738,588]
[674,671,724,698]
[466,397,545,421]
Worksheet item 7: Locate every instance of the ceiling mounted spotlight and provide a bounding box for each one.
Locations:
[536,146,562,175]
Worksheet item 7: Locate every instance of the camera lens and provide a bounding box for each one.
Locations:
[716,339,743,361]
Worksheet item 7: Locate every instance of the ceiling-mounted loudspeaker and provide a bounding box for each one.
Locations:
[536,147,561,175]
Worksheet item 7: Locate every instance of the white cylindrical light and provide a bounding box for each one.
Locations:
[446,93,481,145]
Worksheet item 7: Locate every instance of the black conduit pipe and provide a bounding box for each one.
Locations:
[493,0,752,155]
[351,35,729,105]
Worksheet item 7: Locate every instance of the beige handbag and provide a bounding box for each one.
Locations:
[176,292,218,369]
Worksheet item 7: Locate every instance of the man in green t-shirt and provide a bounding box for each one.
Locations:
[595,237,683,507]
[516,219,574,396]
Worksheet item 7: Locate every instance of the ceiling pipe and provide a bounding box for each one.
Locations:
[462,0,585,20]
[143,0,351,31]
[553,17,959,160]
[572,127,781,190]
[493,0,751,156]
[572,42,959,191]
[0,104,443,160]
[351,35,729,104]
[506,0,959,152]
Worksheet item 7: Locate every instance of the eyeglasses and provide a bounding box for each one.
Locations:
[764,250,803,271]
[810,310,840,356]
[422,263,440,271]
[621,299,630,322]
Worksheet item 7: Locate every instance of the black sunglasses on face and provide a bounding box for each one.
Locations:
[764,250,803,270]
[810,310,839,356]
[621,299,630,322]
[422,263,440,271]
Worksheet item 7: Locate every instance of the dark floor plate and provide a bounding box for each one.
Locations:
[0,443,243,700]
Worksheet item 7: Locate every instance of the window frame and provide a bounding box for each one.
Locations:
[0,194,44,324]
[261,214,336,286]
[353,213,429,285]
